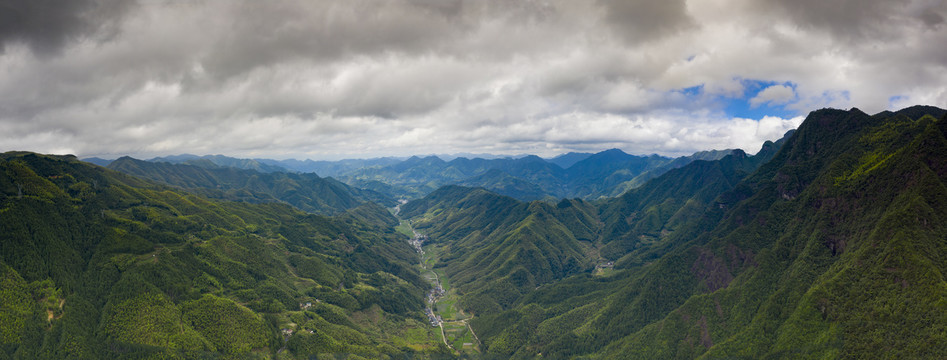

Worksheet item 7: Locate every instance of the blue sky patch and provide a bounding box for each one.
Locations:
[678,79,800,120]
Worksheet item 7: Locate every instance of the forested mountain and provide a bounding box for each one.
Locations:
[80,157,114,167]
[107,157,395,214]
[561,149,670,198]
[7,105,945,359]
[545,152,593,169]
[399,139,782,318]
[0,152,448,359]
[604,148,748,198]
[597,141,786,263]
[340,148,741,200]
[105,147,741,203]
[400,186,599,314]
[257,157,404,178]
[413,106,947,358]
[457,169,552,201]
[150,154,291,173]
[339,155,565,199]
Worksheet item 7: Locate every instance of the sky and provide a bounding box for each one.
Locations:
[1,0,945,160]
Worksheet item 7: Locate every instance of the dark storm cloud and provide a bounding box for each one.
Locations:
[598,0,695,44]
[197,0,568,80]
[754,0,946,40]
[0,0,134,56]
[200,1,459,79]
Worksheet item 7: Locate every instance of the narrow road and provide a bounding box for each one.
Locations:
[430,269,441,288]
[439,323,454,351]
[464,320,482,348]
[400,215,474,354]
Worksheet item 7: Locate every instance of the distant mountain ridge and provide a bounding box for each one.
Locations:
[87,145,759,202]
[339,147,750,201]
[150,154,291,173]
[545,152,593,168]
[107,157,394,214]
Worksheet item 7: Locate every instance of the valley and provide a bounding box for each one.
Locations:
[4,1,942,358]
[402,218,483,356]
[1,105,946,358]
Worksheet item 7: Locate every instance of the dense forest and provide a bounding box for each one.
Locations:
[336,148,737,201]
[401,106,947,358]
[107,157,396,213]
[0,152,450,359]
[2,105,946,359]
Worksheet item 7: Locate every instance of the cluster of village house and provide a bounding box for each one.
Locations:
[299,300,321,310]
[425,284,446,326]
[410,233,428,254]
[281,327,315,336]
[428,284,444,303]
[595,261,614,269]
[277,300,325,336]
[425,307,443,327]
[280,327,315,336]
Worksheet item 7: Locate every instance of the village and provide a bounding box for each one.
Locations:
[425,281,446,326]
[401,221,481,354]
[408,230,445,327]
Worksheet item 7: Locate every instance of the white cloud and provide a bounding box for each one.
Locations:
[0,0,944,160]
[750,85,796,107]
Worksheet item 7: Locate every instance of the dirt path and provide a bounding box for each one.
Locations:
[464,320,482,348]
[439,323,455,351]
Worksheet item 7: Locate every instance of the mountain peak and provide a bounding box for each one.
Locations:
[598,148,630,156]
[894,104,946,120]
[546,152,593,169]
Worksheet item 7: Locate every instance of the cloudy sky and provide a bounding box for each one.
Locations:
[1,0,945,160]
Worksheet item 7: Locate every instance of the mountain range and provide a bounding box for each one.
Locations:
[106,157,395,214]
[92,146,748,202]
[400,105,947,358]
[3,104,945,359]
[0,152,445,358]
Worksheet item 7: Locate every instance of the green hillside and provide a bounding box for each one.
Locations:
[0,152,448,359]
[108,156,395,214]
[598,144,783,264]
[150,154,291,173]
[562,150,672,199]
[402,186,599,315]
[456,107,947,358]
[5,105,945,359]
[399,137,783,321]
[457,169,554,201]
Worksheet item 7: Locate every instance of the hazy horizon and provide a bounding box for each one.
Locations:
[78,142,763,163]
